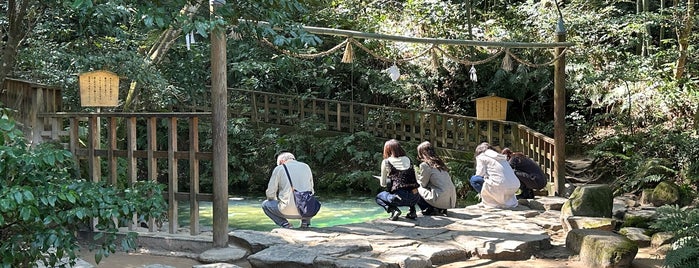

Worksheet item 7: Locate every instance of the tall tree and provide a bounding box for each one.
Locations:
[0,0,50,86]
[674,0,695,80]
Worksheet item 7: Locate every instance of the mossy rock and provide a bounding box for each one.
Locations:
[566,229,638,268]
[561,184,613,218]
[651,181,680,206]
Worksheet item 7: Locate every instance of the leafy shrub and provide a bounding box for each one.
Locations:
[589,126,699,195]
[0,107,166,267]
[651,205,699,268]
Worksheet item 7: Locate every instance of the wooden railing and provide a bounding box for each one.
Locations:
[1,78,62,145]
[38,112,212,235]
[229,89,557,183]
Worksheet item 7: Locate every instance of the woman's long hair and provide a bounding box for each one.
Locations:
[417,141,448,172]
[383,139,406,159]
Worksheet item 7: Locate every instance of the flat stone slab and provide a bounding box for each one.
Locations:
[229,205,554,267]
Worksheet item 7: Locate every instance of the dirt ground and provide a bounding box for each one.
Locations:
[78,247,664,268]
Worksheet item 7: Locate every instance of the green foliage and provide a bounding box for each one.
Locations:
[588,126,699,195]
[446,159,476,201]
[651,205,699,268]
[0,109,166,267]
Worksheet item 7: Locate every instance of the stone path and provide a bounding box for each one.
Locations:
[222,197,570,267]
[72,195,666,268]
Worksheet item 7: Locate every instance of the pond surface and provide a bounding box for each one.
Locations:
[177,194,387,231]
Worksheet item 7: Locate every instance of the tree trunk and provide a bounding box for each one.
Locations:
[122,2,204,111]
[0,0,34,87]
[674,0,694,80]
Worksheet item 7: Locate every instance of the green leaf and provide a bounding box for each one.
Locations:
[0,120,13,131]
[66,193,76,203]
[13,191,23,204]
[76,209,85,219]
[20,207,32,221]
[94,251,103,264]
[23,190,35,202]
[45,154,56,166]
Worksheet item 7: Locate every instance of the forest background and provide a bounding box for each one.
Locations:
[2,0,698,200]
[2,0,698,266]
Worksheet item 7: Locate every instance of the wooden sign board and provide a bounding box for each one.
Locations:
[473,95,512,121]
[79,70,119,107]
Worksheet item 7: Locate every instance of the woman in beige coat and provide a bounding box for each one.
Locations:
[416,141,457,216]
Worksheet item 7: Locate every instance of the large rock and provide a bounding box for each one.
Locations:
[198,246,248,263]
[618,227,651,247]
[651,232,675,248]
[561,184,613,219]
[622,208,657,228]
[651,181,681,206]
[566,229,638,268]
[247,245,320,268]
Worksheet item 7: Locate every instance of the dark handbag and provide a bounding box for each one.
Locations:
[283,164,321,217]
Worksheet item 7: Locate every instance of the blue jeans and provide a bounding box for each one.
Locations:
[376,189,419,212]
[470,175,484,193]
[261,199,310,227]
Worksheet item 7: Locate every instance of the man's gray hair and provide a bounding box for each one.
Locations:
[474,142,494,157]
[276,152,295,165]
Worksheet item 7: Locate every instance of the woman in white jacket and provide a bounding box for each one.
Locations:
[469,142,520,208]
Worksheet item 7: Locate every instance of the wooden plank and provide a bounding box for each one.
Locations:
[87,115,100,182]
[126,117,137,185]
[126,116,138,230]
[349,103,354,132]
[70,118,80,176]
[108,117,117,186]
[146,117,157,232]
[168,117,178,234]
[336,103,341,131]
[189,117,200,235]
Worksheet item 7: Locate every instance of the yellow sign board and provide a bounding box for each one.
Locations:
[474,95,512,121]
[79,70,119,107]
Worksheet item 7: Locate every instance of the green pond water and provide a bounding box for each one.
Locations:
[177,194,387,231]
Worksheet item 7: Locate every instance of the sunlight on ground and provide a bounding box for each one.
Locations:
[178,195,387,231]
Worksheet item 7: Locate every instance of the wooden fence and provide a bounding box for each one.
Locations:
[229,89,556,182]
[1,78,62,145]
[37,112,212,235]
[33,89,557,235]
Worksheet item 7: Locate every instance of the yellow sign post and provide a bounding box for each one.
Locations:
[79,70,119,107]
[473,95,512,121]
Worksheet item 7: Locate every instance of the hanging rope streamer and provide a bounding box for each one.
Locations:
[433,46,505,66]
[347,38,435,63]
[501,49,513,71]
[341,40,354,63]
[260,38,350,60]
[260,36,569,68]
[505,47,571,68]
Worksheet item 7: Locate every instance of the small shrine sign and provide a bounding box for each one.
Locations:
[79,70,119,107]
[473,95,512,121]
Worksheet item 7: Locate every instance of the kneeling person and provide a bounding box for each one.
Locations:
[262,152,315,228]
[502,148,547,199]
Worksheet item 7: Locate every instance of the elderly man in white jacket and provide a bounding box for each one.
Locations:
[469,142,520,208]
[262,152,315,228]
